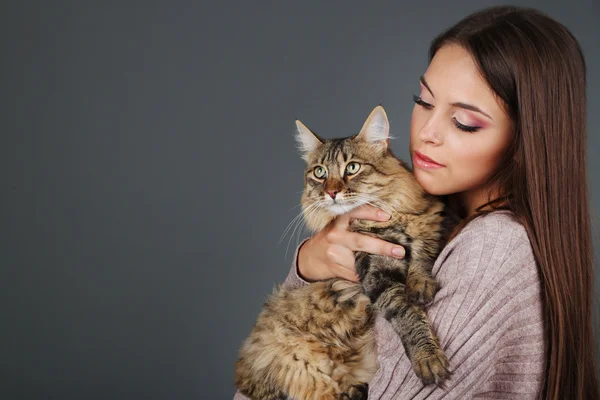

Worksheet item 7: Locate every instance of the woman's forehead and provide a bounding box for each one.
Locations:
[424,45,493,99]
[424,44,503,114]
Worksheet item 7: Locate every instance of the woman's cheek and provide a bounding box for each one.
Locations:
[450,152,494,193]
[409,108,421,145]
[414,168,453,195]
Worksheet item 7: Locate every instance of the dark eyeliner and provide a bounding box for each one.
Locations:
[412,94,433,109]
[413,93,480,132]
[453,117,480,133]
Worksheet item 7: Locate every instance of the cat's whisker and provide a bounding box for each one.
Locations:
[279,201,322,245]
[285,211,309,254]
[343,195,381,209]
[285,200,325,258]
[283,201,325,259]
[351,194,395,216]
[284,214,310,259]
[293,217,310,258]
[287,203,304,212]
[279,212,307,244]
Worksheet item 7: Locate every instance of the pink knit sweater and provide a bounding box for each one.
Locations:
[234,210,547,399]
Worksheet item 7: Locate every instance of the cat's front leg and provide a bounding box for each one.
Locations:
[410,338,450,387]
[405,258,438,305]
[365,278,451,385]
[388,299,450,384]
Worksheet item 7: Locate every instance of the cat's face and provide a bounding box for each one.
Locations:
[295,106,392,217]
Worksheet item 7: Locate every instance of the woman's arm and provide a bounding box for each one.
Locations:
[279,238,315,289]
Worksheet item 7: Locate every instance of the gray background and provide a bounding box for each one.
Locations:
[1,1,598,399]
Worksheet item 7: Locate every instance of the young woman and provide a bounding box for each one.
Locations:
[235,5,599,399]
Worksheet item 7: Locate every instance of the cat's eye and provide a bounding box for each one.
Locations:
[313,166,327,179]
[345,162,361,175]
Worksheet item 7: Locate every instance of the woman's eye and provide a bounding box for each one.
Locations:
[453,117,481,133]
[413,94,433,110]
[314,166,327,178]
[345,162,361,175]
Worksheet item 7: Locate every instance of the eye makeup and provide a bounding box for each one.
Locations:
[413,94,433,109]
[453,111,486,132]
[412,93,488,133]
[453,117,481,133]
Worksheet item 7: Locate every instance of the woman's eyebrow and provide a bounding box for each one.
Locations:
[420,75,433,96]
[451,101,493,120]
[420,75,493,121]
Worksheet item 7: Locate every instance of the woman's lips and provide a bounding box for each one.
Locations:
[414,151,445,169]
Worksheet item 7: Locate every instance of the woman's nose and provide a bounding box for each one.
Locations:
[418,114,443,145]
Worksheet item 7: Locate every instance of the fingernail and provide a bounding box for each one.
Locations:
[378,211,391,220]
[392,247,405,258]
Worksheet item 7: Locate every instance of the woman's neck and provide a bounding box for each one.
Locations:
[449,184,506,219]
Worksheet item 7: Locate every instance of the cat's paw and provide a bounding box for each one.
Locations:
[412,347,451,386]
[339,383,369,400]
[406,274,437,305]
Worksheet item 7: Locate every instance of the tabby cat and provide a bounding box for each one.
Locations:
[235,105,460,400]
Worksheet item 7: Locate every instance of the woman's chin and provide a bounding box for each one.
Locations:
[414,171,451,196]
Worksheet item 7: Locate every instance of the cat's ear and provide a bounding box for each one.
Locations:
[356,105,390,151]
[295,120,323,161]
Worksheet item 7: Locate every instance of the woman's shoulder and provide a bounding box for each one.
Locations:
[433,209,539,285]
[445,210,533,260]
[459,209,529,240]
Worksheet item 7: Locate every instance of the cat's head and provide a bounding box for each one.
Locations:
[295,105,408,231]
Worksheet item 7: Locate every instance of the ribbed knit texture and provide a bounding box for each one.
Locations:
[234,210,546,399]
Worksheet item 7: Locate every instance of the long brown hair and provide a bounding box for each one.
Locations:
[430,6,599,399]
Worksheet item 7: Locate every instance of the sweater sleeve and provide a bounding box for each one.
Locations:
[367,211,546,399]
[233,238,313,400]
[280,237,313,290]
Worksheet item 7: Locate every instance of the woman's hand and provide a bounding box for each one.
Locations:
[297,205,406,283]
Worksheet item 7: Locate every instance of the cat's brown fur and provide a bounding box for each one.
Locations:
[235,106,460,400]
[235,280,377,400]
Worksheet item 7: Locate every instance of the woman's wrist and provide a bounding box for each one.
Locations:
[296,238,317,282]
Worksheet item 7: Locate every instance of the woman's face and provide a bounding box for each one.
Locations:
[409,44,513,208]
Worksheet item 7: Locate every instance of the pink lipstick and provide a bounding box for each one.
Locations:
[414,151,445,169]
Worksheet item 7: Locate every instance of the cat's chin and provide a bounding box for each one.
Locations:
[327,203,361,216]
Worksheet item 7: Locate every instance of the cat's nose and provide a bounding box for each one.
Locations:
[327,190,338,199]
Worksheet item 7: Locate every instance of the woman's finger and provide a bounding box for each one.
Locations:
[331,204,390,233]
[325,243,355,269]
[345,231,405,259]
[330,262,360,283]
[324,244,359,282]
[332,212,352,230]
[346,204,391,222]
